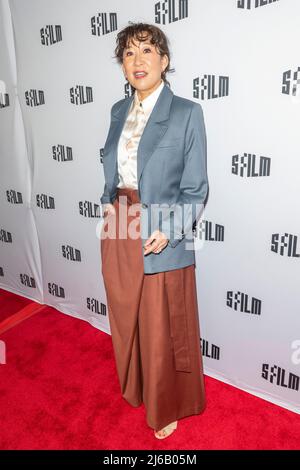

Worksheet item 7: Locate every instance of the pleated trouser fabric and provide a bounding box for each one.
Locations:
[100,187,206,431]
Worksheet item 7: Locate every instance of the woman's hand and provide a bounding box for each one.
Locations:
[103,203,116,218]
[143,230,169,256]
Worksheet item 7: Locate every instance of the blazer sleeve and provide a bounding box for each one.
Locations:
[100,182,111,205]
[100,104,115,206]
[161,102,208,248]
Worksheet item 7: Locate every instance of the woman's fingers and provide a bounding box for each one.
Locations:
[103,203,116,217]
[153,240,168,253]
[144,235,168,255]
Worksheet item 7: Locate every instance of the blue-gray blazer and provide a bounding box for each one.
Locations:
[100,82,208,274]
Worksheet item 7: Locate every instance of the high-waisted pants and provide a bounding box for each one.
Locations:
[100,187,206,431]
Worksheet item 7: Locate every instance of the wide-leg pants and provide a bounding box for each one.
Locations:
[100,187,206,431]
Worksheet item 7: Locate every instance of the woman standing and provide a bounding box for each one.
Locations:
[100,23,208,439]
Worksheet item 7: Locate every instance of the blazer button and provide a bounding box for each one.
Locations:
[142,203,148,208]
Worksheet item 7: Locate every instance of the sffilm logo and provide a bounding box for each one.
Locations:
[262,364,299,391]
[0,79,9,109]
[91,12,117,36]
[124,82,136,98]
[87,298,107,316]
[36,194,55,209]
[52,145,73,162]
[155,0,188,25]
[79,201,100,219]
[100,147,104,164]
[70,86,93,105]
[48,283,65,298]
[6,190,23,204]
[232,154,271,177]
[0,230,12,243]
[25,89,45,107]
[201,339,220,360]
[194,220,224,242]
[237,0,279,9]
[282,66,300,97]
[193,75,229,100]
[40,25,62,45]
[271,233,300,257]
[20,274,36,288]
[62,245,82,262]
[227,291,262,315]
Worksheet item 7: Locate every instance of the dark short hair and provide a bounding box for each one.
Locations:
[113,22,173,87]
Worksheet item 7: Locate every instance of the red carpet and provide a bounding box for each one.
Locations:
[0,289,33,323]
[0,288,299,450]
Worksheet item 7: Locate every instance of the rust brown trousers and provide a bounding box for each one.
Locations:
[100,187,206,431]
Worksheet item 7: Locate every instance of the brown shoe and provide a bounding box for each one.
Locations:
[154,420,178,439]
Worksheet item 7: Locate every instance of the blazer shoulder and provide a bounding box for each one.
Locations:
[172,94,203,115]
[111,96,128,115]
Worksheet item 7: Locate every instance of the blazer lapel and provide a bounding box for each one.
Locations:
[107,83,174,191]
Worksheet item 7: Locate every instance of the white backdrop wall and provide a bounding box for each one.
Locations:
[0,0,299,414]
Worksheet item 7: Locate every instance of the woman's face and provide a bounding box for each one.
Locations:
[122,33,168,99]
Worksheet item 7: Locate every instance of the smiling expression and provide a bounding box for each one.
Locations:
[122,32,169,101]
